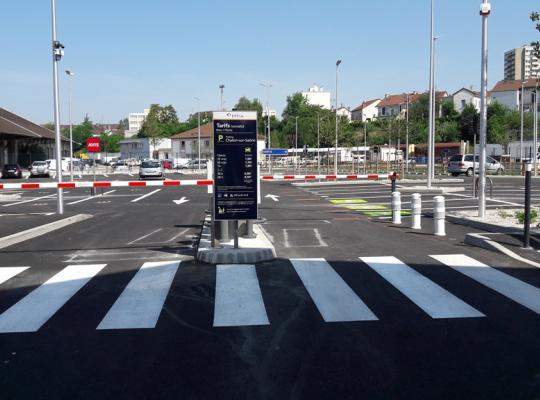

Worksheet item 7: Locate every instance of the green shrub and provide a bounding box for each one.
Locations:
[515,209,538,225]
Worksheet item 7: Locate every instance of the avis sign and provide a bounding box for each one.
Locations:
[213,111,258,221]
[86,138,101,153]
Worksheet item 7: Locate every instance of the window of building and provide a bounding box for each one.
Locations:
[181,141,185,147]
[205,140,210,146]
[461,99,466,108]
[381,107,386,116]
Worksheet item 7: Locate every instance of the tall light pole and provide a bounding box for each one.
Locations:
[295,116,299,174]
[478,0,491,218]
[335,59,342,175]
[65,70,74,182]
[260,83,273,173]
[219,84,225,111]
[534,80,538,176]
[317,113,320,175]
[520,80,525,162]
[364,120,368,174]
[427,0,435,188]
[406,93,410,173]
[194,97,201,172]
[51,0,64,214]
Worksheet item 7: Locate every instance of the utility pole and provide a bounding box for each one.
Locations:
[295,116,299,175]
[317,113,320,176]
[65,70,74,182]
[260,83,273,173]
[335,59,342,175]
[478,0,491,218]
[219,84,225,111]
[406,93,410,173]
[427,0,435,189]
[51,0,64,214]
[534,80,538,176]
[194,97,201,172]
[520,80,525,162]
[364,120,368,174]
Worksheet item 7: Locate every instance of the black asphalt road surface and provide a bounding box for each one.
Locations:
[0,177,539,399]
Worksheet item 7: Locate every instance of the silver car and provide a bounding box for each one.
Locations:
[448,154,504,176]
[139,160,164,179]
[30,161,50,177]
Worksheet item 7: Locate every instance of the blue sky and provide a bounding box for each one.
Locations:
[1,0,538,124]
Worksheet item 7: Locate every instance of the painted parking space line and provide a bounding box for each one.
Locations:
[431,254,540,314]
[360,256,484,319]
[131,189,161,203]
[2,193,58,207]
[0,264,106,333]
[97,261,180,330]
[0,267,29,286]
[291,258,378,322]
[126,228,163,245]
[213,264,270,327]
[67,190,116,205]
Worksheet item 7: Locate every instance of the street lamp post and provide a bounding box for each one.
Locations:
[406,93,410,173]
[427,0,435,188]
[65,70,74,182]
[295,116,299,175]
[334,59,342,175]
[194,97,201,172]
[520,80,525,162]
[219,84,225,111]
[478,0,491,218]
[364,120,368,174]
[534,81,538,176]
[260,83,273,173]
[317,113,320,175]
[51,0,64,214]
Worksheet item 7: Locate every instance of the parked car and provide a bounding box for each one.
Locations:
[179,159,208,170]
[29,161,50,177]
[448,154,504,176]
[139,160,164,179]
[161,159,173,169]
[1,163,23,179]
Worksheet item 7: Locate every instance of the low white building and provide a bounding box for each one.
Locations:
[336,106,352,122]
[351,99,381,122]
[302,85,331,110]
[452,88,481,112]
[489,79,538,112]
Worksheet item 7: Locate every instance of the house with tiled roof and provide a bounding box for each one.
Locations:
[452,88,481,112]
[376,91,448,118]
[351,99,381,122]
[489,79,539,112]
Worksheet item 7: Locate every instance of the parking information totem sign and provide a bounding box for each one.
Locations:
[213,111,258,221]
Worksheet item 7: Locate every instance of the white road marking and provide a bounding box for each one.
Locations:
[213,264,270,327]
[431,254,540,314]
[131,189,161,203]
[67,190,115,205]
[2,194,57,207]
[126,228,163,245]
[0,264,106,333]
[0,267,29,285]
[291,258,378,322]
[360,256,484,319]
[451,192,521,206]
[97,261,180,330]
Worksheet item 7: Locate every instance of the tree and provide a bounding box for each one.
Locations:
[531,11,540,57]
[459,104,479,143]
[233,97,264,135]
[100,132,123,153]
[138,104,181,139]
[118,118,129,131]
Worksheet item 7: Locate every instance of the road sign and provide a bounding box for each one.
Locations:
[86,138,101,153]
[262,148,288,156]
[213,111,258,221]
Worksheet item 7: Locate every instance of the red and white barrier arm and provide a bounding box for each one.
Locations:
[261,174,392,180]
[0,174,395,190]
[0,179,214,190]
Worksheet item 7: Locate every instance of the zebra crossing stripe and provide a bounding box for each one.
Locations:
[360,257,484,319]
[291,258,378,322]
[0,267,29,285]
[431,254,540,314]
[0,264,106,333]
[97,261,180,330]
[213,265,270,327]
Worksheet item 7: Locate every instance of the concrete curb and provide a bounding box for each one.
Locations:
[0,214,94,250]
[464,232,540,269]
[197,218,276,264]
[293,180,381,187]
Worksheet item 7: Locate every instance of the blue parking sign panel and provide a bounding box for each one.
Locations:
[213,111,258,221]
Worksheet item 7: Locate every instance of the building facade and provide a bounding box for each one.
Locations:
[504,46,540,81]
[124,108,150,138]
[119,137,172,160]
[452,88,481,112]
[490,79,539,112]
[351,99,381,122]
[302,85,331,110]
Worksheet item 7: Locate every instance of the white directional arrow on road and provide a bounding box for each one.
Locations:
[265,194,280,202]
[173,196,190,205]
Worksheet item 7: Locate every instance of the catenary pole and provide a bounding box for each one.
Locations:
[478,0,491,218]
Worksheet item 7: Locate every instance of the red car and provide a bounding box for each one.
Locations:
[160,160,173,170]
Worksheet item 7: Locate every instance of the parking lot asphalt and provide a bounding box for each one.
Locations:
[0,175,539,399]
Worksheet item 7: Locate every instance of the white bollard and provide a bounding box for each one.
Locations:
[391,191,402,224]
[411,193,422,230]
[433,195,446,236]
